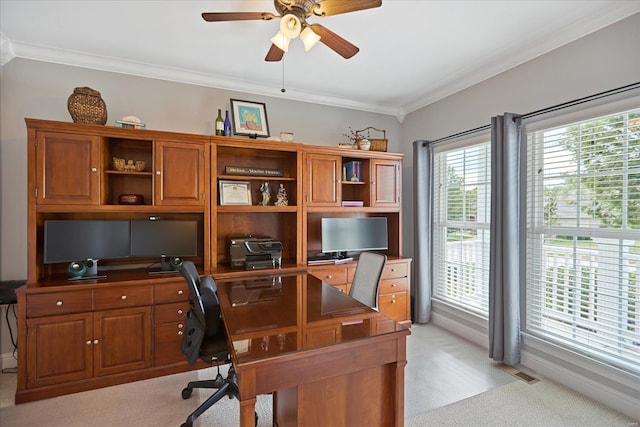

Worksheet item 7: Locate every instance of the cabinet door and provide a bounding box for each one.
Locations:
[36,131,100,205]
[371,159,400,207]
[154,141,206,206]
[93,306,152,377]
[26,312,93,388]
[306,153,341,206]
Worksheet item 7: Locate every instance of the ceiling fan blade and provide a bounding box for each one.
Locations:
[202,12,276,22]
[312,0,382,17]
[265,44,285,62]
[310,24,359,59]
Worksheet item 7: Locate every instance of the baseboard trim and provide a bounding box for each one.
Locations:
[1,352,17,370]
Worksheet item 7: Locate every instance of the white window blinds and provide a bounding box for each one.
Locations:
[433,140,491,316]
[526,108,640,373]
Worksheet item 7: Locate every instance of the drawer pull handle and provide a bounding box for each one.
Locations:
[178,323,184,329]
[177,309,183,315]
[391,283,397,287]
[326,275,332,279]
[121,295,127,300]
[391,268,397,272]
[178,290,184,295]
[91,167,98,172]
[86,340,92,345]
[391,300,397,304]
[56,301,63,306]
[93,339,99,345]
[178,331,183,336]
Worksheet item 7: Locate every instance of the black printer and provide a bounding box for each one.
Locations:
[228,235,283,270]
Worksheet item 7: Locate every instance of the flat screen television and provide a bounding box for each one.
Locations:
[321,217,388,258]
[43,220,131,264]
[129,220,198,257]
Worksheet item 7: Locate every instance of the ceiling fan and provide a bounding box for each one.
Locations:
[202,0,382,61]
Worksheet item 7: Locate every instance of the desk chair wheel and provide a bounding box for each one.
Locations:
[181,387,193,399]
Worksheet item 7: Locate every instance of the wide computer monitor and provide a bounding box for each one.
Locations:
[321,217,388,259]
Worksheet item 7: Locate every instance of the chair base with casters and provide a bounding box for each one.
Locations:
[181,362,258,427]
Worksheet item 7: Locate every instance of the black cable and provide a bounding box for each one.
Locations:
[1,303,18,373]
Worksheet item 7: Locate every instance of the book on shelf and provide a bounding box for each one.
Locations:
[341,200,364,207]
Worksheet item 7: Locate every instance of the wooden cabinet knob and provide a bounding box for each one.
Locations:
[56,301,63,306]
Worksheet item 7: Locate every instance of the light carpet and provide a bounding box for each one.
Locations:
[406,377,638,427]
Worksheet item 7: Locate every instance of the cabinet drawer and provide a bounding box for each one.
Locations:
[26,290,93,318]
[379,277,408,294]
[382,262,408,279]
[94,285,152,310]
[154,302,190,325]
[154,323,186,366]
[378,292,408,322]
[309,267,347,285]
[154,281,189,304]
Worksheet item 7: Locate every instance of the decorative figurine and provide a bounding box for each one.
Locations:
[260,182,270,206]
[275,183,288,206]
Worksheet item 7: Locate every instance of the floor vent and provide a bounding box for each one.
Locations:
[498,364,540,384]
[513,371,539,384]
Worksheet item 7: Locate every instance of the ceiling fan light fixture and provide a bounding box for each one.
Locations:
[300,26,321,51]
[279,13,301,39]
[271,31,290,52]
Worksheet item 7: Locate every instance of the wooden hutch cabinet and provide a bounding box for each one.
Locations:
[16,118,410,404]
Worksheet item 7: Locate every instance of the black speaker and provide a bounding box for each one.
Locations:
[67,261,86,278]
[169,257,183,271]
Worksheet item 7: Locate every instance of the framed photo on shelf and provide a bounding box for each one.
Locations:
[230,99,270,138]
[219,180,252,206]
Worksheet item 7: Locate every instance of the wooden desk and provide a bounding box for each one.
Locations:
[216,273,410,427]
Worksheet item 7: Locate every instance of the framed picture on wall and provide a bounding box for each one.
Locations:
[230,99,270,138]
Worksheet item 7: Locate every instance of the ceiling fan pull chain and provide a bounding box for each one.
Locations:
[281,58,287,93]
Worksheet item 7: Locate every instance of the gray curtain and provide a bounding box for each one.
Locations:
[489,113,525,365]
[412,140,433,323]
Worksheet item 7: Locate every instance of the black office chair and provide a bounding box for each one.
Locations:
[179,261,255,427]
[349,252,387,310]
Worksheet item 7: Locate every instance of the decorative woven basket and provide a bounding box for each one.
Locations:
[67,87,107,125]
[356,127,388,152]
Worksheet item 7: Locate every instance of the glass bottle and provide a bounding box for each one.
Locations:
[215,109,224,136]
[224,110,232,136]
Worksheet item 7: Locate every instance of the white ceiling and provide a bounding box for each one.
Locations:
[1,1,639,119]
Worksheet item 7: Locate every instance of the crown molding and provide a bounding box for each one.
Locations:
[9,40,402,119]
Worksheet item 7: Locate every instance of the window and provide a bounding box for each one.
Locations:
[526,108,640,374]
[433,140,491,316]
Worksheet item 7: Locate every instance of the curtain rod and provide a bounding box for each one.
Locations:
[428,81,640,145]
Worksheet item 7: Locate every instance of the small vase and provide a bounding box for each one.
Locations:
[359,138,371,151]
